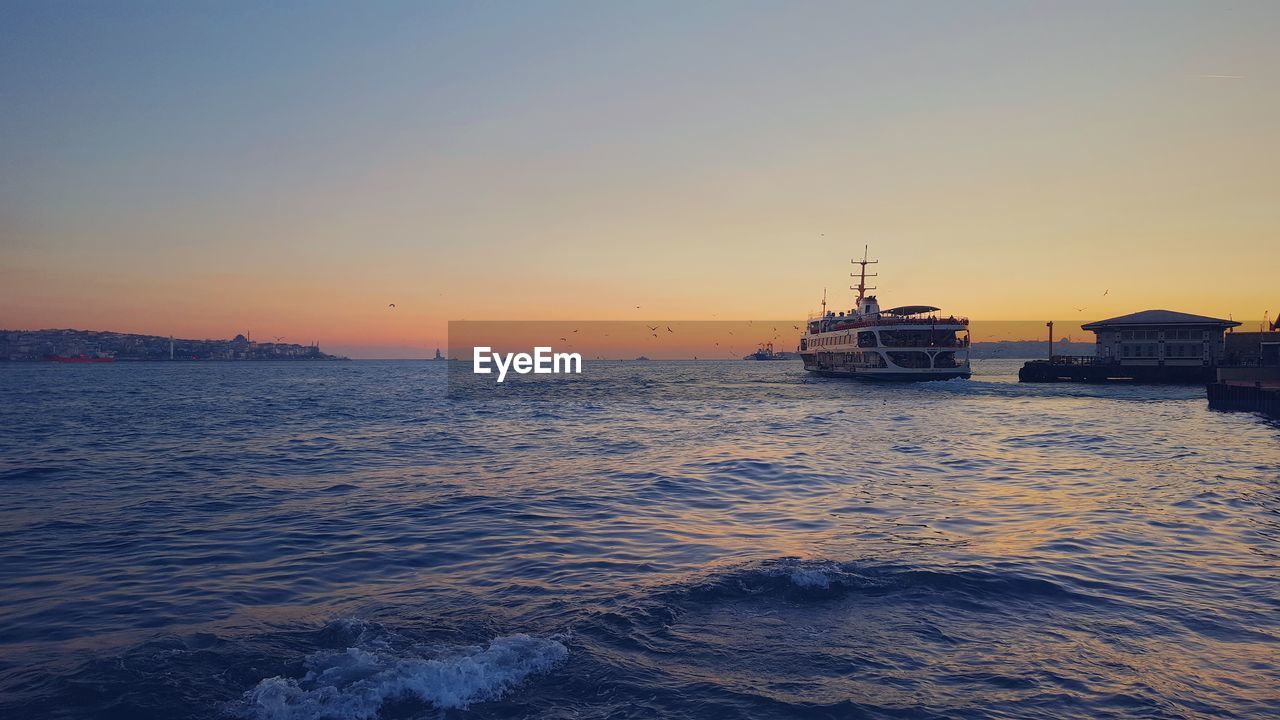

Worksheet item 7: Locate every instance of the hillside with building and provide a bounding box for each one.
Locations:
[0,329,345,362]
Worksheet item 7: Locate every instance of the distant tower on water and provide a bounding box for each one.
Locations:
[169,335,175,361]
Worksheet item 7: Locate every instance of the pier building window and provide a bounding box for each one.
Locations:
[1122,344,1159,358]
[1165,344,1203,358]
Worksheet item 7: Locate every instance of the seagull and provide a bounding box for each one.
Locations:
[793,325,800,330]
[388,303,396,309]
[652,333,658,338]
[1103,289,1109,296]
[666,326,673,333]
[647,325,659,332]
[573,329,579,333]
[1074,307,1087,312]
[560,337,568,341]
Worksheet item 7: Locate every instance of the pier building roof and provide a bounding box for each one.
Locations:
[1082,310,1240,331]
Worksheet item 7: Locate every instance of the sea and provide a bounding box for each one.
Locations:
[1,359,1277,719]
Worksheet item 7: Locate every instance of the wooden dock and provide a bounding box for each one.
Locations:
[1207,382,1280,420]
[1018,358,1213,384]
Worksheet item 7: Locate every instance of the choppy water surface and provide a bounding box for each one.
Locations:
[1,359,1277,719]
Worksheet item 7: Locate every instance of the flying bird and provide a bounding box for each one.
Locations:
[1074,307,1087,312]
[647,325,659,332]
[388,303,396,308]
[666,326,673,333]
[1103,289,1109,296]
[560,337,568,341]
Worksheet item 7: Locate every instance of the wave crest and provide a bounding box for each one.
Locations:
[241,632,568,719]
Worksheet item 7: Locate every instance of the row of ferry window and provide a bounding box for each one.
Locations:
[1119,330,1204,341]
[821,351,888,368]
[814,331,964,348]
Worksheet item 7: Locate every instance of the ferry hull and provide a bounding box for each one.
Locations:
[805,368,970,382]
[800,349,969,381]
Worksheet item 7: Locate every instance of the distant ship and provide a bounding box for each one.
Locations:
[798,247,970,381]
[743,343,796,361]
[432,348,445,361]
[45,354,114,363]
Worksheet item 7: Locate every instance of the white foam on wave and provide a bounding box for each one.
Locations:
[788,567,831,589]
[242,633,568,719]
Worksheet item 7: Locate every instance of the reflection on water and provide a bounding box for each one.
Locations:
[0,359,1277,719]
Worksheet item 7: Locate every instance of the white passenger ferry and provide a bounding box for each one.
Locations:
[799,248,971,380]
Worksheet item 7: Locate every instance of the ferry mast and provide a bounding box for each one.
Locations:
[851,245,878,304]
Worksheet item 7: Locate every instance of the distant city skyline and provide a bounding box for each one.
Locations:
[3,2,1276,358]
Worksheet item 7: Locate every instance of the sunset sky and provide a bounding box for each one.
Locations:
[2,2,1276,357]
